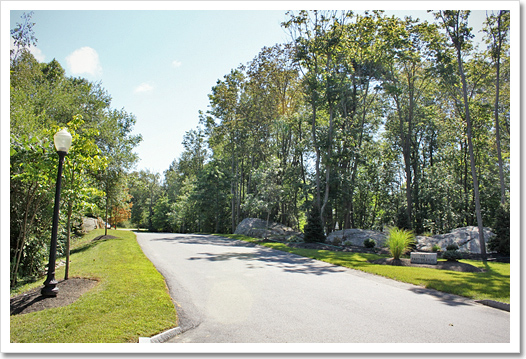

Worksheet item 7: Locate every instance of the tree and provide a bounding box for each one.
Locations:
[434,10,487,258]
[303,203,325,243]
[10,17,142,285]
[60,115,107,279]
[10,11,37,63]
[484,10,510,205]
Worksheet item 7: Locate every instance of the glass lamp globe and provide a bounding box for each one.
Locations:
[54,129,72,153]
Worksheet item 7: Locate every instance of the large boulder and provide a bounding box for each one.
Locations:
[327,229,387,247]
[415,226,495,254]
[81,216,106,233]
[234,218,302,241]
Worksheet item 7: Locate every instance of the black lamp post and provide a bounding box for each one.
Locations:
[41,129,72,297]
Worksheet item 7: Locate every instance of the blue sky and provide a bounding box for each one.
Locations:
[6,3,501,175]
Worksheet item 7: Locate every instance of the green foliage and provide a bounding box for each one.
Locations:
[10,22,140,285]
[432,244,441,252]
[442,250,463,262]
[303,204,325,243]
[363,238,376,248]
[442,243,462,261]
[488,202,510,255]
[386,227,415,260]
[446,243,459,251]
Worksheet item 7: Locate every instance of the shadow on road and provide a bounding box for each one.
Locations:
[151,234,256,248]
[150,233,346,276]
[408,286,473,307]
[187,249,347,276]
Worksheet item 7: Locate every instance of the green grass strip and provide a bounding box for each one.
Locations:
[10,229,177,343]
[217,234,510,304]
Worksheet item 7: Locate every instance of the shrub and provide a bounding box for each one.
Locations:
[342,239,353,246]
[443,250,462,261]
[488,202,510,255]
[286,235,304,243]
[446,243,459,251]
[432,244,441,252]
[443,243,462,261]
[303,204,325,243]
[386,227,415,260]
[363,238,376,248]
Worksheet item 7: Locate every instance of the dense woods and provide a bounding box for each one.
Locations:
[10,10,511,286]
[10,12,141,285]
[130,10,510,240]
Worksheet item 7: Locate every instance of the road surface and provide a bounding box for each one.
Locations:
[136,232,510,343]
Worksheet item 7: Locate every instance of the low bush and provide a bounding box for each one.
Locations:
[363,238,376,248]
[432,244,441,252]
[386,227,415,260]
[443,243,462,261]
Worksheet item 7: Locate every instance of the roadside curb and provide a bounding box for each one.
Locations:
[475,300,510,312]
[139,326,183,343]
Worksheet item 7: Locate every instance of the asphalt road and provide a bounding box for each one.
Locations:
[136,232,510,344]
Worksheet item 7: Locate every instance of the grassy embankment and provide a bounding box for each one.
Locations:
[10,229,177,343]
[218,234,510,304]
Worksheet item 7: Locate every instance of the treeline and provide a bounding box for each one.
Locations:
[10,12,141,285]
[129,9,510,252]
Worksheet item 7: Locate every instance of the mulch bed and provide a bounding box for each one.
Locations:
[10,278,99,316]
[370,257,484,272]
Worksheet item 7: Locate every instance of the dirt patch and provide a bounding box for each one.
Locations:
[10,278,99,316]
[371,258,484,272]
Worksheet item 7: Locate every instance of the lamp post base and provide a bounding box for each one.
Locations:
[41,279,59,297]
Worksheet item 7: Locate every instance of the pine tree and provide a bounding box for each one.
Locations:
[304,204,325,243]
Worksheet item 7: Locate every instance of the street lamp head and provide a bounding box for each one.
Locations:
[54,128,72,154]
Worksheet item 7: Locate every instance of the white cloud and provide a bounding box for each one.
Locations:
[134,82,154,93]
[172,60,182,68]
[30,47,45,62]
[66,47,102,76]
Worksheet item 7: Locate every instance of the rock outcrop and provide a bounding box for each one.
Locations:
[415,226,495,254]
[327,229,388,247]
[234,218,303,241]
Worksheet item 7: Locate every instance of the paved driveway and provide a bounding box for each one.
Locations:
[136,233,510,344]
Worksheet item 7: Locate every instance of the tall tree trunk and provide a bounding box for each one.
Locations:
[320,106,334,231]
[494,11,506,205]
[311,103,322,211]
[457,51,487,259]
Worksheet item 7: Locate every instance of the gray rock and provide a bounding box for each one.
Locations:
[415,226,495,254]
[327,229,387,247]
[235,218,303,241]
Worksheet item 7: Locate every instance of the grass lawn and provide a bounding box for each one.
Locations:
[10,229,177,343]
[218,234,510,304]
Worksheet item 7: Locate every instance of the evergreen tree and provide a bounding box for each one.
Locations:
[303,204,325,243]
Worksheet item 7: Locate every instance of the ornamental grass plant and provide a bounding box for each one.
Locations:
[385,227,415,260]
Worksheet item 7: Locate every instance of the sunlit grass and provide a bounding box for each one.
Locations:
[10,229,177,343]
[217,234,510,303]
